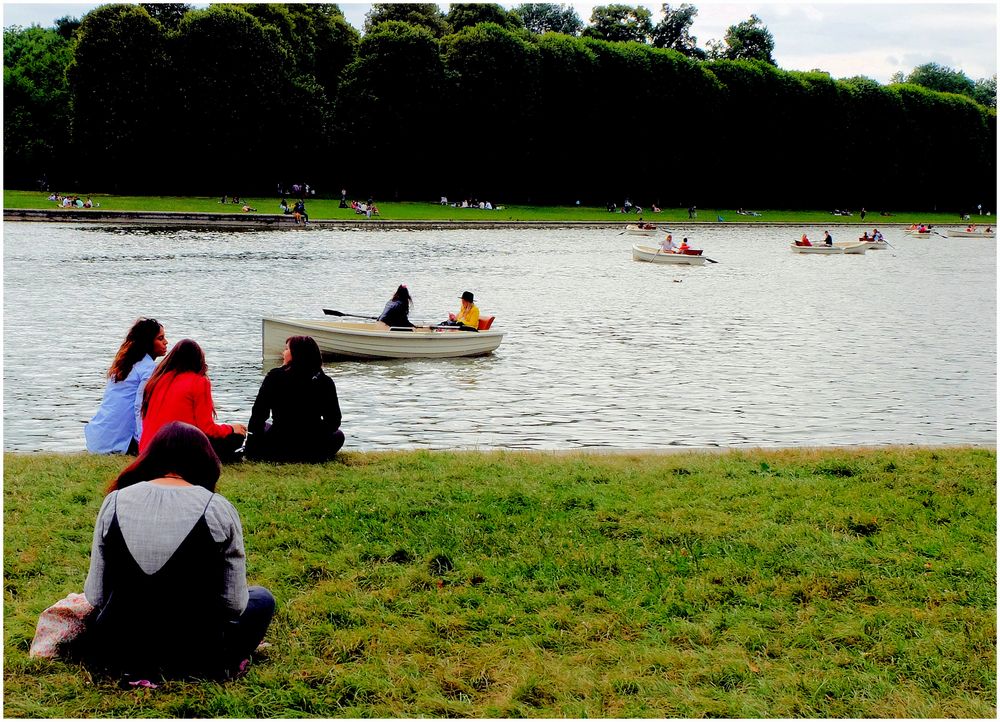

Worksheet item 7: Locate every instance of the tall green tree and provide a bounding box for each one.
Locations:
[169,5,298,193]
[651,3,704,58]
[3,25,74,188]
[239,3,358,99]
[583,4,654,44]
[364,3,449,37]
[513,3,583,35]
[530,32,597,200]
[334,20,447,198]
[66,4,170,191]
[973,74,996,108]
[447,3,523,32]
[904,62,976,96]
[139,3,190,30]
[442,22,541,200]
[707,14,774,64]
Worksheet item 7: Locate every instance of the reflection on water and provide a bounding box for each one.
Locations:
[3,223,996,451]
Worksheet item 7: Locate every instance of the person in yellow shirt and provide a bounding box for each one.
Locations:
[442,291,480,331]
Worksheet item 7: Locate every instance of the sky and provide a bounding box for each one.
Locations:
[2,1,996,84]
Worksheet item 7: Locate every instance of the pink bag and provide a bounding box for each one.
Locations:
[29,592,95,659]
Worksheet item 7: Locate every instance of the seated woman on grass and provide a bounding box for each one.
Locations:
[79,421,274,680]
[139,339,247,462]
[246,335,345,463]
[85,318,167,455]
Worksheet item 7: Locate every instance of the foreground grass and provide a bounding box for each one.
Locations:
[4,447,996,717]
[3,189,976,225]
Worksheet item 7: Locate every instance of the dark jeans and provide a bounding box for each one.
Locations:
[211,432,246,464]
[248,425,345,462]
[224,586,276,664]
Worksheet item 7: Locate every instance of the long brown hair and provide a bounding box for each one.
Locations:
[108,421,221,494]
[141,339,208,417]
[285,335,323,376]
[108,318,161,382]
[390,284,412,311]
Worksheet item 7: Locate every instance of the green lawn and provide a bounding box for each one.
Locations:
[3,189,978,225]
[4,447,995,718]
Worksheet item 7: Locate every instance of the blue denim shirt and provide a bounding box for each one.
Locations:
[84,355,156,453]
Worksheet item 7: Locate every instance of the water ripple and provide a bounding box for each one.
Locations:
[3,224,996,451]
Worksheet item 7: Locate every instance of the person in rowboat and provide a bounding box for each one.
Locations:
[678,238,690,253]
[440,291,480,331]
[85,318,167,455]
[823,231,833,246]
[378,284,417,330]
[245,336,345,462]
[796,234,812,246]
[659,234,677,252]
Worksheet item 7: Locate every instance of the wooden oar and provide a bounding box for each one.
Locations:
[323,309,379,320]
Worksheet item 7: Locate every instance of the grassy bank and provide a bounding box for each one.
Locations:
[4,447,996,717]
[3,190,977,225]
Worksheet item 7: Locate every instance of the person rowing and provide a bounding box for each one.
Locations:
[377,284,418,330]
[658,234,677,253]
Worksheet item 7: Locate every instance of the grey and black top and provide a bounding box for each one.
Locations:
[84,482,249,615]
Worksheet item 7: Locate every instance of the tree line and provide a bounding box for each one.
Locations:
[4,2,996,210]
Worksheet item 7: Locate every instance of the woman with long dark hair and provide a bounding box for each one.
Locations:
[377,284,416,329]
[85,318,167,454]
[139,339,246,462]
[246,335,345,462]
[81,422,274,679]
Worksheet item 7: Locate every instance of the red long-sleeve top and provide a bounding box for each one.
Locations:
[139,371,233,452]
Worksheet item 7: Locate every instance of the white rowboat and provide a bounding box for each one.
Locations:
[262,317,504,360]
[943,229,995,238]
[624,224,659,236]
[632,244,707,265]
[790,242,867,255]
[903,229,935,236]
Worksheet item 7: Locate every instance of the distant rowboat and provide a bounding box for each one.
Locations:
[632,243,707,265]
[943,228,995,238]
[624,224,659,236]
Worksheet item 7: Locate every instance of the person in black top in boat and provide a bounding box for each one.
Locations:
[823,230,834,246]
[78,421,274,680]
[246,336,345,462]
[377,284,417,330]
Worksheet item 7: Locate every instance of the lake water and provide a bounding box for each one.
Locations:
[3,223,996,452]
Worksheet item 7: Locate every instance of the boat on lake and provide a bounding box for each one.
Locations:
[632,243,708,265]
[903,228,935,236]
[262,317,505,360]
[841,239,888,250]
[624,224,659,236]
[791,242,867,255]
[943,228,995,238]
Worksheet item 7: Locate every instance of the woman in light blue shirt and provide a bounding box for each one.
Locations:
[85,318,167,454]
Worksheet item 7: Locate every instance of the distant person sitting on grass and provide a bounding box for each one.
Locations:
[242,203,257,213]
[73,421,275,680]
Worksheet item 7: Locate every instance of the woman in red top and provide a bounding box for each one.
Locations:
[139,339,247,461]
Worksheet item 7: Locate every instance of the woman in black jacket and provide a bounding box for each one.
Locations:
[246,336,345,462]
